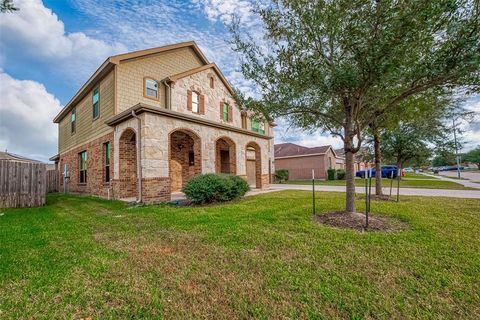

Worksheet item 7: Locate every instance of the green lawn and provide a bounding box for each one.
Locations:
[1,192,479,319]
[404,172,437,179]
[286,177,472,189]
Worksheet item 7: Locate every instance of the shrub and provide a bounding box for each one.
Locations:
[275,169,289,183]
[336,169,346,180]
[327,168,336,180]
[182,174,250,204]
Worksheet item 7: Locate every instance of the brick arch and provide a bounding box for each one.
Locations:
[118,128,137,199]
[245,141,262,188]
[215,136,236,175]
[168,128,202,192]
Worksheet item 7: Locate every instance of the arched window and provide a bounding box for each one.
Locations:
[209,76,215,89]
[144,78,158,99]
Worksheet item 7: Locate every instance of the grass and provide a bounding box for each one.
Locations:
[1,192,479,319]
[286,177,473,189]
[403,172,437,179]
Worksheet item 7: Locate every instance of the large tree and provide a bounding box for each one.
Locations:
[381,124,435,173]
[231,0,479,213]
[367,91,453,195]
[464,146,480,169]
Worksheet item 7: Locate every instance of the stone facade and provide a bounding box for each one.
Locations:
[54,42,274,204]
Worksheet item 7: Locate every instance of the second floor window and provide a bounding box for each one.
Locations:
[223,102,229,121]
[145,78,158,99]
[191,91,199,113]
[104,142,110,182]
[92,88,100,119]
[79,151,87,183]
[71,109,76,134]
[252,118,265,134]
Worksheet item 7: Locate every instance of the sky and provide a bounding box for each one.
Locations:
[0,0,478,162]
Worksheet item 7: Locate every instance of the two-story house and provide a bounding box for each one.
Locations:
[51,41,274,203]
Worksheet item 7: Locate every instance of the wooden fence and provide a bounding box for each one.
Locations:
[47,170,60,193]
[0,160,47,208]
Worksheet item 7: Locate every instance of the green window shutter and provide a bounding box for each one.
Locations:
[223,103,229,121]
[71,109,76,133]
[105,143,110,166]
[251,119,259,132]
[92,88,100,119]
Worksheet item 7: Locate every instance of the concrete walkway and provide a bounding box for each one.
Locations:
[269,184,480,199]
[438,170,480,182]
[170,182,480,201]
[422,173,480,189]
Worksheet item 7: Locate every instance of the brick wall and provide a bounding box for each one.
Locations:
[215,137,236,174]
[142,177,170,203]
[169,129,201,192]
[59,132,114,197]
[115,129,137,199]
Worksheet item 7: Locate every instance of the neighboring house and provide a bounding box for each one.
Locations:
[0,151,43,164]
[0,151,56,169]
[334,148,372,172]
[51,41,274,203]
[274,143,341,180]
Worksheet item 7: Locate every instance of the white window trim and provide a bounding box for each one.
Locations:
[192,91,199,113]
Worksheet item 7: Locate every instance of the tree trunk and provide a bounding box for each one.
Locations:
[396,158,403,179]
[345,138,356,213]
[374,132,383,196]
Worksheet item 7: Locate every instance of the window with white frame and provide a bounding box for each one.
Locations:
[145,78,158,99]
[191,91,199,113]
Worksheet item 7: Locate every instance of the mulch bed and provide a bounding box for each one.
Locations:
[314,211,407,232]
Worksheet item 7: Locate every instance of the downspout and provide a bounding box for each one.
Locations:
[163,80,171,109]
[131,110,142,203]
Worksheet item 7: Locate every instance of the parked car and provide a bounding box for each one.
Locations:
[355,165,399,178]
[404,167,414,173]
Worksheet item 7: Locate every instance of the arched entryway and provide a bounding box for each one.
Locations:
[118,128,137,199]
[245,142,261,188]
[215,137,236,174]
[169,129,201,192]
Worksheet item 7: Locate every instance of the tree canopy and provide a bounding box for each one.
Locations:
[464,146,480,168]
[231,0,480,213]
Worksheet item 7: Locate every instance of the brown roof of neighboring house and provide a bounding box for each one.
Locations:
[274,143,335,158]
[0,151,43,163]
[53,41,209,123]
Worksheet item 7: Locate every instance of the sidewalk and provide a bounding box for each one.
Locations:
[269,184,480,199]
[422,173,480,189]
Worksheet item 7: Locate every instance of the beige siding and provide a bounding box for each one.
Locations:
[116,47,204,113]
[58,70,115,154]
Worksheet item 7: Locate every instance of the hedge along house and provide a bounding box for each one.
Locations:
[274,143,342,180]
[52,42,274,203]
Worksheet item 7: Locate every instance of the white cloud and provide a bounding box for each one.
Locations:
[0,71,61,162]
[273,118,344,149]
[193,0,255,24]
[0,0,126,81]
[461,96,480,151]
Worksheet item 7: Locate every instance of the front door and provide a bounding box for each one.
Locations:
[246,159,256,187]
